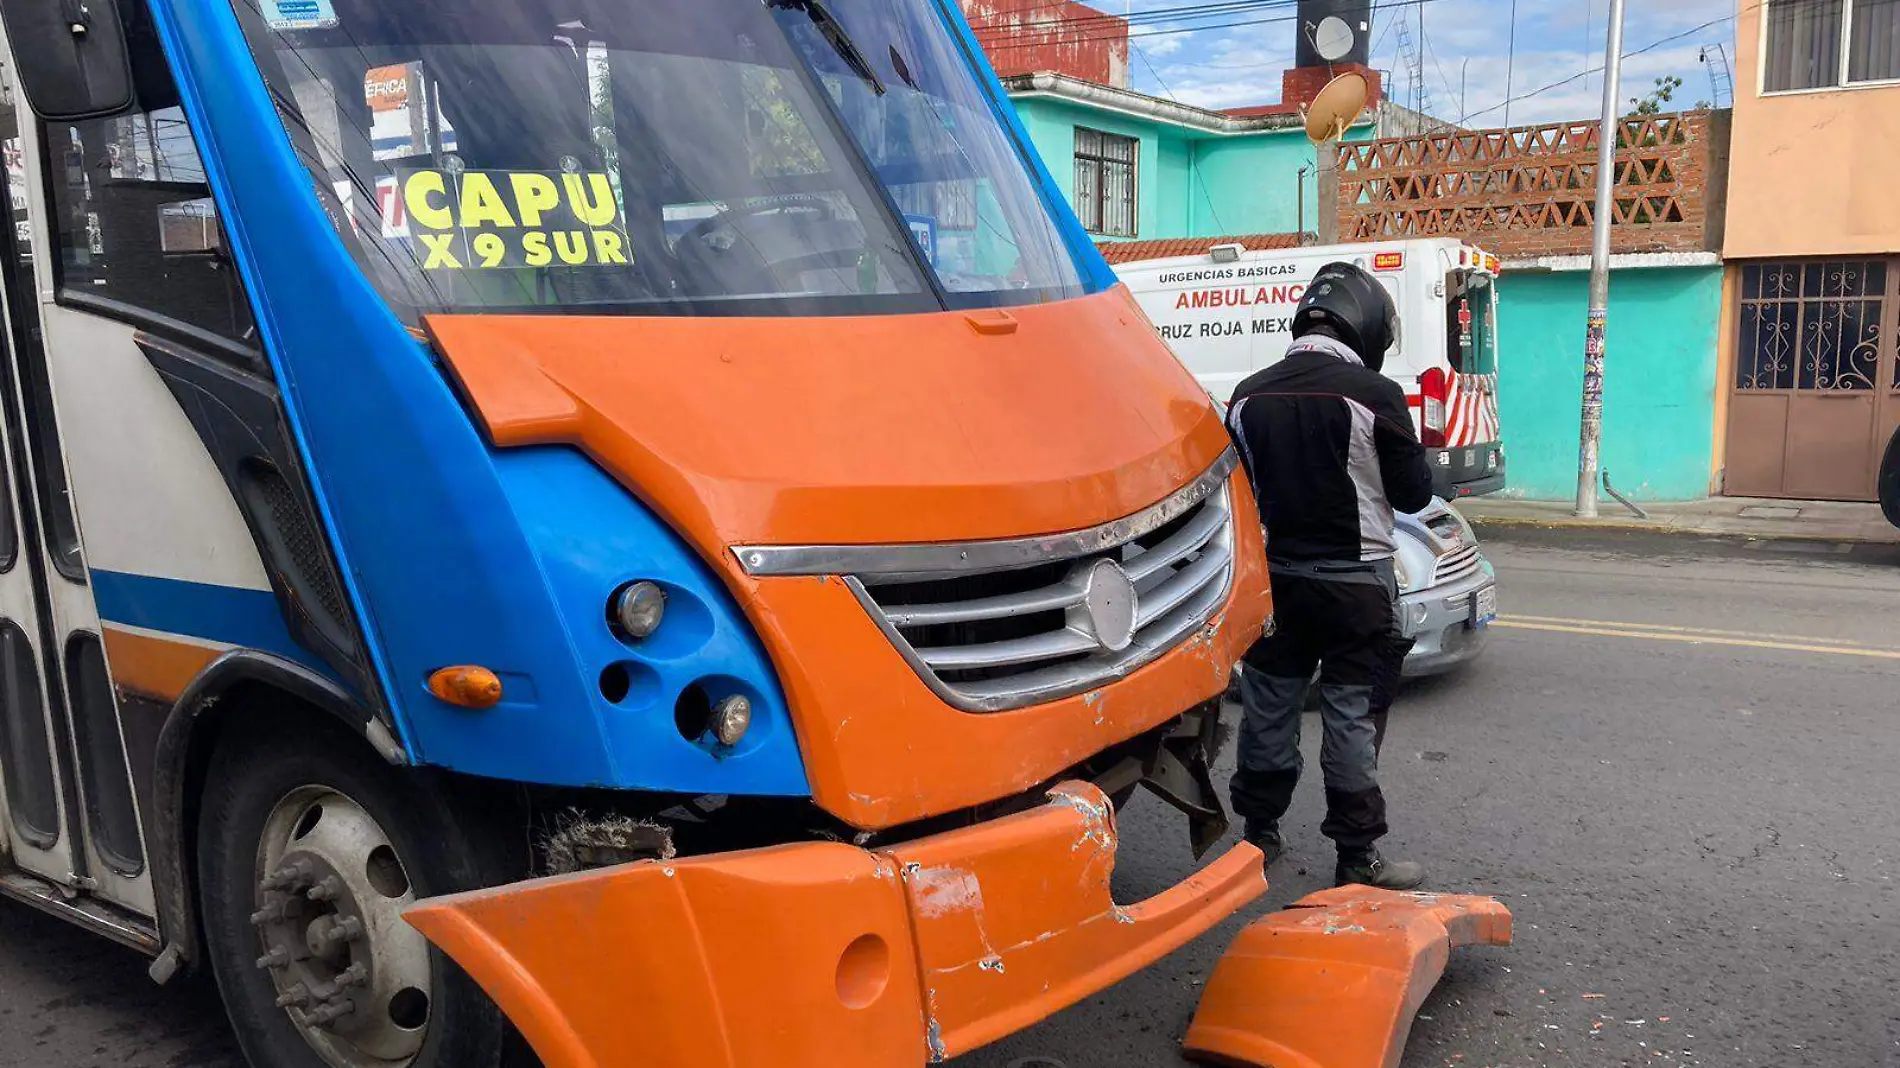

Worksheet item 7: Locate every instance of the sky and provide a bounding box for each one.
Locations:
[1113,0,1739,125]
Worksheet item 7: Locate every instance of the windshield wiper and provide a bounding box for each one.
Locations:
[768,0,887,96]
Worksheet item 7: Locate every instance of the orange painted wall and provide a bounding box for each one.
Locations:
[1725,0,1900,259]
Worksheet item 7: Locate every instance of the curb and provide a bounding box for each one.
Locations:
[1464,513,1900,548]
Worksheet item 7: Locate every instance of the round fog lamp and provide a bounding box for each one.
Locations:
[711,695,752,747]
[611,581,666,640]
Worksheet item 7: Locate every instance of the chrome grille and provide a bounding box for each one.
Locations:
[1432,543,1482,586]
[735,453,1240,713]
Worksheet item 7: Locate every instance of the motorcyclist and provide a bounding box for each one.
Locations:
[1226,260,1435,890]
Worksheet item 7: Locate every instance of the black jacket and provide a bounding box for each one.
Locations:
[1227,337,1434,563]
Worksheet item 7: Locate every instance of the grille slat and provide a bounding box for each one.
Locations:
[847,457,1240,712]
[914,628,1099,671]
[1134,534,1231,628]
[1432,543,1482,586]
[1125,495,1227,582]
[884,581,1086,628]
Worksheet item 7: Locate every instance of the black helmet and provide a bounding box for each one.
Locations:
[1292,261,1401,372]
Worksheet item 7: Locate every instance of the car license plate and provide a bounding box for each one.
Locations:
[1471,585,1497,629]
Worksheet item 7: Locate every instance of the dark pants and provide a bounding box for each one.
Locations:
[1230,562,1408,856]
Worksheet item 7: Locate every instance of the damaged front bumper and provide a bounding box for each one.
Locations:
[404,781,1265,1068]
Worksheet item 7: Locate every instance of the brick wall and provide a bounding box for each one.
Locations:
[1280,64,1383,113]
[960,0,1130,88]
[1335,110,1732,259]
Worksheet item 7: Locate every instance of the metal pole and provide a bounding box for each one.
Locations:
[1296,164,1309,242]
[1417,1,1426,115]
[1317,143,1340,245]
[1575,0,1627,518]
[1504,0,1518,126]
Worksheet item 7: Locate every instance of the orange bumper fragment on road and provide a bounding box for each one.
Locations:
[1184,886,1513,1068]
[889,783,1267,1058]
[404,782,1266,1068]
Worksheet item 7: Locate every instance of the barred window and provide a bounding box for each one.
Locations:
[1737,261,1888,392]
[1764,0,1900,92]
[1074,127,1136,238]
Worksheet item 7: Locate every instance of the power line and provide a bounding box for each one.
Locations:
[1458,12,1738,126]
[970,0,1300,36]
[1421,22,1460,113]
[1127,40,1231,234]
[986,0,1456,50]
[1141,7,1401,71]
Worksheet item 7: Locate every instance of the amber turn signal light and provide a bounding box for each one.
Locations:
[429,666,503,709]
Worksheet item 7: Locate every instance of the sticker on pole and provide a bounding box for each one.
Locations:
[262,0,340,30]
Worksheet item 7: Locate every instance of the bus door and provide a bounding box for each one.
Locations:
[0,73,151,920]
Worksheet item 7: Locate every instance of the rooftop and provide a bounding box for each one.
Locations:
[1095,233,1307,265]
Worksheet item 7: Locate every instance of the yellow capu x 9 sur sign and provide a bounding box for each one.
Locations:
[397,169,631,270]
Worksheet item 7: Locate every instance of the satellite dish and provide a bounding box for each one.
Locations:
[1304,71,1369,144]
[1313,15,1356,63]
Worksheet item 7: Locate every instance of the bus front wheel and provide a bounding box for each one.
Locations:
[197,714,514,1068]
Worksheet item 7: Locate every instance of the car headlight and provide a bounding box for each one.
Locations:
[1393,551,1415,592]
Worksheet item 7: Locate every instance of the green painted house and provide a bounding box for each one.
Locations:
[988,71,1731,503]
[997,72,1423,244]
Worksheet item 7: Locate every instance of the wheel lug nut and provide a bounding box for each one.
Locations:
[250,900,292,925]
[339,962,369,988]
[307,999,355,1027]
[254,946,292,971]
[323,916,365,943]
[307,876,344,903]
[274,983,311,1009]
[263,859,314,892]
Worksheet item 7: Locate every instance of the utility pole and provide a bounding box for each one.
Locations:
[1575,0,1626,518]
[1317,149,1339,244]
[1417,1,1426,115]
[1504,0,1518,126]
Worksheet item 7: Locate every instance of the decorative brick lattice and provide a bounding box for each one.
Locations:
[1336,112,1727,258]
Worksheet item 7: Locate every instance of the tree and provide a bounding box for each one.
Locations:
[1627,74,1684,116]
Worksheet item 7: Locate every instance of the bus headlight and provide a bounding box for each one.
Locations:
[610,581,667,640]
[711,695,752,747]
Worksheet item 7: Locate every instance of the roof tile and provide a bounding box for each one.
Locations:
[1095,232,1307,265]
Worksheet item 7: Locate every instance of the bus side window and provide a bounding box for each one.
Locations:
[42,58,256,348]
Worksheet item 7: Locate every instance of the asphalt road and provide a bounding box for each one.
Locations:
[4,527,1900,1067]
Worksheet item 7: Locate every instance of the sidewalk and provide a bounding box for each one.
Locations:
[1457,495,1900,545]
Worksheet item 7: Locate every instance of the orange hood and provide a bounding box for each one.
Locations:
[428,286,1229,556]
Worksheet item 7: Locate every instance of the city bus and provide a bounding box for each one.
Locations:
[1119,238,1508,499]
[0,2,1274,1066]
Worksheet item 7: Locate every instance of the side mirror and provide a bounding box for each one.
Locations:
[0,0,132,121]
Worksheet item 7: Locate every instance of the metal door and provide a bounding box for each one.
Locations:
[0,81,151,916]
[1726,260,1900,501]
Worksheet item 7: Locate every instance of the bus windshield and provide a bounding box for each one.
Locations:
[228,0,1087,320]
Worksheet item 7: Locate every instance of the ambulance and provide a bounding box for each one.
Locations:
[1120,238,1506,499]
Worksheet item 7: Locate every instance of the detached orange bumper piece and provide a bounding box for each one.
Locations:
[404,782,1266,1068]
[1185,886,1514,1068]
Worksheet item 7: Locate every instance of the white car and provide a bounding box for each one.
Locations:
[1393,498,1496,675]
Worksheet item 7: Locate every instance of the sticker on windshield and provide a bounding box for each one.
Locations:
[261,0,339,30]
[395,169,630,271]
[904,214,938,267]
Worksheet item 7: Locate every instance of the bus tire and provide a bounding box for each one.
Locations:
[196,713,512,1068]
